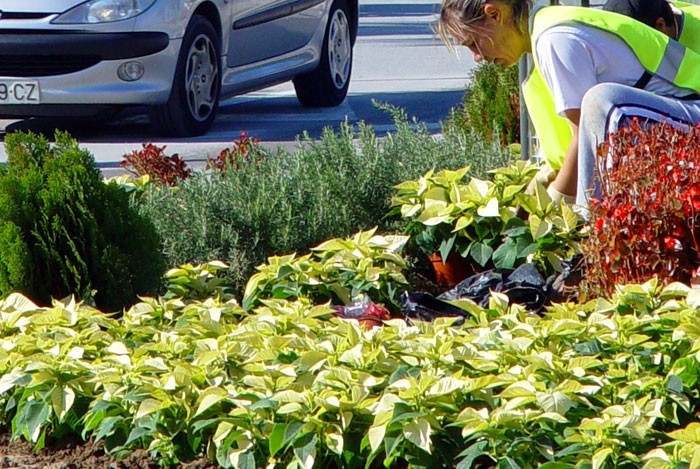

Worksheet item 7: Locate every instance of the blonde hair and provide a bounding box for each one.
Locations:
[437,0,531,51]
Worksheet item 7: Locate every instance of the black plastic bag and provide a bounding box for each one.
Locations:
[400,263,550,324]
[400,291,469,326]
[439,263,547,312]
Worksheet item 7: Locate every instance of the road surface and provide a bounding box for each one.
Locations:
[0,0,477,171]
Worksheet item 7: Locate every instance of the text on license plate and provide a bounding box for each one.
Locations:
[0,81,40,104]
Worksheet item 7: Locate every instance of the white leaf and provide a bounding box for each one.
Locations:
[2,293,38,313]
[403,417,432,454]
[107,342,129,355]
[368,424,386,453]
[0,368,25,394]
[477,197,500,217]
[536,392,574,416]
[51,386,75,421]
[66,347,84,360]
[338,344,364,367]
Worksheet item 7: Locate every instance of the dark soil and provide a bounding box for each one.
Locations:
[0,430,216,469]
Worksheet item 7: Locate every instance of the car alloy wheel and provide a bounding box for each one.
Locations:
[185,33,218,122]
[293,0,353,107]
[150,15,221,137]
[327,7,351,90]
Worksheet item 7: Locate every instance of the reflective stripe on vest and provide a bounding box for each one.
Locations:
[675,1,700,52]
[523,6,700,169]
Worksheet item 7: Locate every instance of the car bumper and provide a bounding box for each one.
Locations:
[0,31,180,115]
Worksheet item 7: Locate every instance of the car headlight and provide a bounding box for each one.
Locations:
[52,0,157,24]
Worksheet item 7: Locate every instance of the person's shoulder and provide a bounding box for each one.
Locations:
[538,22,622,44]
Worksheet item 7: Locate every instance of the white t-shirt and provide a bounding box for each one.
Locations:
[535,24,692,116]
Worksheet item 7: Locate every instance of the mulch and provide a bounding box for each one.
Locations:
[0,429,216,469]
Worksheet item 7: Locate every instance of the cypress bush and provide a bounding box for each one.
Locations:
[447,62,520,146]
[0,131,166,311]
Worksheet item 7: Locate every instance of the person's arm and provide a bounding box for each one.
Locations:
[549,108,580,200]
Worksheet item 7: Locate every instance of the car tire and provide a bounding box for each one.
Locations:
[150,15,221,137]
[293,0,352,107]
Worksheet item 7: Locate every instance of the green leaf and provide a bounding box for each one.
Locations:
[325,428,344,456]
[93,416,124,443]
[269,422,303,457]
[135,398,162,419]
[426,377,465,396]
[499,381,536,398]
[293,433,317,469]
[516,193,539,215]
[470,242,494,267]
[456,440,490,469]
[232,450,256,469]
[453,214,475,232]
[195,387,228,417]
[535,182,552,211]
[499,457,522,469]
[667,422,700,443]
[125,425,151,446]
[530,215,552,240]
[383,432,404,461]
[671,357,700,388]
[493,239,518,270]
[438,235,457,263]
[18,401,51,443]
[573,339,603,356]
[51,386,75,422]
[592,447,612,469]
[560,203,580,231]
[665,374,684,394]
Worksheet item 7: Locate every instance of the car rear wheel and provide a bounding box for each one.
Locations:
[150,15,220,137]
[293,0,352,107]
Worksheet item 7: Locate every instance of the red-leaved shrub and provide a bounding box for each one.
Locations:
[582,120,700,297]
[121,143,191,186]
[207,131,263,172]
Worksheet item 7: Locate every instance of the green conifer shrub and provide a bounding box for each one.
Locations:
[0,131,166,311]
[447,63,520,146]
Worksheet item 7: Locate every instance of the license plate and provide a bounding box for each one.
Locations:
[0,80,40,104]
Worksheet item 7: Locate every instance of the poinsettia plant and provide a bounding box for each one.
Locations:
[582,120,700,297]
[242,227,409,311]
[388,162,582,274]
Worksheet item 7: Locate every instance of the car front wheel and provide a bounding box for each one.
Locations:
[293,0,352,107]
[150,15,221,137]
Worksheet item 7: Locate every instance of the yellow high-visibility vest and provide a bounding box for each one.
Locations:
[522,6,700,170]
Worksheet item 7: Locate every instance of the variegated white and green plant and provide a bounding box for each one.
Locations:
[0,258,699,468]
[242,228,409,311]
[388,162,584,275]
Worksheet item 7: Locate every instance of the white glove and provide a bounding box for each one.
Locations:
[546,185,576,205]
[525,163,557,196]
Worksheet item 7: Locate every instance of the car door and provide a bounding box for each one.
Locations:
[227,0,325,68]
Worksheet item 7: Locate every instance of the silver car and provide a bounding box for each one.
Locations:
[0,0,357,136]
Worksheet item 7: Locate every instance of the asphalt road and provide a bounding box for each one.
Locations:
[0,0,477,172]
